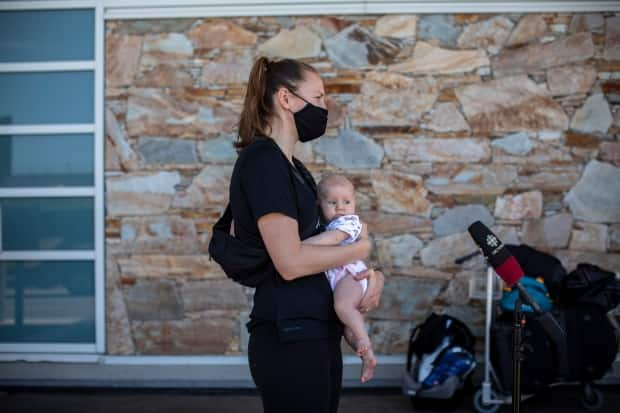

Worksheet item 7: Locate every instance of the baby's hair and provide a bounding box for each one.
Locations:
[317,174,355,200]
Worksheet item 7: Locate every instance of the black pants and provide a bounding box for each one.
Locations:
[248,323,343,413]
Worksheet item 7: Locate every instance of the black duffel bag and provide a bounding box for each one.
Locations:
[492,313,558,394]
[560,263,620,311]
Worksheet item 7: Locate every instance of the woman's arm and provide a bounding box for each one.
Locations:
[354,268,385,312]
[258,213,371,281]
[302,229,349,246]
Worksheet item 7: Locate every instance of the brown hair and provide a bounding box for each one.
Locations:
[236,57,319,149]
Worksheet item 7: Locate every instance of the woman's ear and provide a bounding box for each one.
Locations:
[275,87,291,111]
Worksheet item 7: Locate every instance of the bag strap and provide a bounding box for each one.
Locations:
[264,137,319,237]
[222,138,320,243]
[292,157,318,198]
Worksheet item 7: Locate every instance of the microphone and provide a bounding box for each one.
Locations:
[467,221,542,313]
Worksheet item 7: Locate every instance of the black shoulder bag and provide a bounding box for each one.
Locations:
[208,203,273,287]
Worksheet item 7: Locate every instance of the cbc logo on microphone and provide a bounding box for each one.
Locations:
[486,235,499,248]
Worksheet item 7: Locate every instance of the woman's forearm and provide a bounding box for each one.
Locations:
[302,229,348,246]
[281,240,371,280]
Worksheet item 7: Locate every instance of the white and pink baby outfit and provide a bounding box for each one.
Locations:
[324,214,368,293]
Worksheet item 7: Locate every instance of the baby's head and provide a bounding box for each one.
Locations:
[317,174,356,222]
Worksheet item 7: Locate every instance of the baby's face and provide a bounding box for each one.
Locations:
[319,184,356,222]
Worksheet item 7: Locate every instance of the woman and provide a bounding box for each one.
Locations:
[229,56,385,413]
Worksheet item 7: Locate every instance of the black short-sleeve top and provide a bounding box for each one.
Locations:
[229,137,342,341]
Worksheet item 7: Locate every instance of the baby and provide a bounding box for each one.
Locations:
[303,174,377,383]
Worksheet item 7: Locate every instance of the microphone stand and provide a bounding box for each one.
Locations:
[510,281,569,413]
[512,298,524,413]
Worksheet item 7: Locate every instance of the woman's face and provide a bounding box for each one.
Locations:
[288,71,327,112]
[319,183,356,222]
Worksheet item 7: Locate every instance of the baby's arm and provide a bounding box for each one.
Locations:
[302,229,349,246]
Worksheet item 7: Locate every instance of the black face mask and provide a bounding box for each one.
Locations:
[291,92,328,142]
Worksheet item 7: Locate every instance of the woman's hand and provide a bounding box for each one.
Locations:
[355,237,372,261]
[353,267,385,313]
[359,221,369,240]
[355,221,371,259]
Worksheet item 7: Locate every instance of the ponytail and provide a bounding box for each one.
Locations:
[237,57,270,149]
[236,57,318,149]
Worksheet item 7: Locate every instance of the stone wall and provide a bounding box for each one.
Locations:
[105,13,620,355]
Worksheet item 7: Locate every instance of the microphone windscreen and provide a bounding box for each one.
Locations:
[494,255,524,287]
[467,220,524,286]
[467,221,502,259]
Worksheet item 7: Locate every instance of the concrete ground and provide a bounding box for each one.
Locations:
[1,385,619,413]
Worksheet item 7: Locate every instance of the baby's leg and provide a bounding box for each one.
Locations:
[333,275,377,383]
[343,326,357,350]
[334,276,365,346]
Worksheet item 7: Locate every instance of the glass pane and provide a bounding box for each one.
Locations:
[0,72,94,125]
[0,261,95,343]
[0,198,94,250]
[0,134,93,187]
[0,9,94,62]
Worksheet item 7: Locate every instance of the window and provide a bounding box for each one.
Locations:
[0,5,102,353]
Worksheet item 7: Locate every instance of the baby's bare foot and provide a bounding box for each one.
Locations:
[356,341,377,383]
[360,348,377,383]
